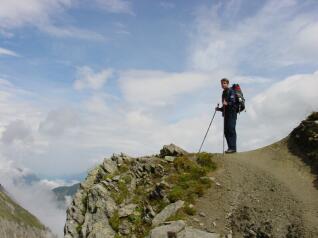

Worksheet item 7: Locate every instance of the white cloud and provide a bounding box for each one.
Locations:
[43,24,106,41]
[0,157,66,237]
[95,0,133,14]
[240,70,318,148]
[0,78,42,133]
[1,120,33,145]
[293,21,318,58]
[118,70,216,106]
[39,179,79,189]
[190,0,318,72]
[39,107,80,136]
[0,0,73,29]
[74,66,113,91]
[0,0,105,40]
[0,47,19,57]
[160,1,175,9]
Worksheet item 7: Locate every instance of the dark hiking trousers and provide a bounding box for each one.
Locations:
[224,108,237,151]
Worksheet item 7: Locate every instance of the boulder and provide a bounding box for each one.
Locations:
[87,184,117,217]
[118,220,131,235]
[164,156,176,162]
[102,159,117,174]
[80,167,101,190]
[152,200,184,227]
[160,144,188,157]
[150,220,186,238]
[178,227,220,238]
[118,203,137,217]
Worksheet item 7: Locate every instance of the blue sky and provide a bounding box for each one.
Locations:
[0,0,318,177]
[0,0,193,90]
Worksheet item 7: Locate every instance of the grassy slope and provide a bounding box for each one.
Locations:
[0,187,45,230]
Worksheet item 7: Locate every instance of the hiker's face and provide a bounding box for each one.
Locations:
[221,81,229,89]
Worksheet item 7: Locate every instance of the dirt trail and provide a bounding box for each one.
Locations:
[187,139,318,238]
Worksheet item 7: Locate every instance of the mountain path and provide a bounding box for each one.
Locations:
[187,139,318,238]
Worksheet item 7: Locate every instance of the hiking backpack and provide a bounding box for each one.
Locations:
[231,84,245,113]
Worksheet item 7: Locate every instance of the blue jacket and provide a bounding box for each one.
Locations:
[217,88,237,116]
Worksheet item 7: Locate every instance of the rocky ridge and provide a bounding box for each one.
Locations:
[288,112,318,186]
[64,144,220,238]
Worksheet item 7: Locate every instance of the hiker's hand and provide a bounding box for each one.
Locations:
[215,103,220,111]
[223,100,228,106]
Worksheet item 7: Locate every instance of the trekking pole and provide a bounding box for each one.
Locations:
[223,106,225,155]
[198,104,219,153]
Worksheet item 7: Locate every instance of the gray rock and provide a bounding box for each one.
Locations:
[152,200,185,227]
[199,212,206,217]
[150,220,186,238]
[86,221,115,238]
[111,153,133,165]
[81,199,116,238]
[129,176,137,191]
[149,183,167,200]
[64,189,88,237]
[144,163,152,172]
[114,154,124,164]
[118,203,137,217]
[164,156,176,162]
[119,220,131,235]
[178,227,220,238]
[112,175,120,181]
[87,184,117,217]
[80,167,101,190]
[148,206,157,217]
[154,164,165,176]
[160,144,188,157]
[102,159,117,174]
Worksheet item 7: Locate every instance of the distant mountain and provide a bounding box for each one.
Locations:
[0,183,55,238]
[53,183,80,206]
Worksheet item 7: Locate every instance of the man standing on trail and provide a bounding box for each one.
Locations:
[216,78,237,153]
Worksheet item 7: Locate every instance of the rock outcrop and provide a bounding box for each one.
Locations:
[288,112,318,189]
[64,147,219,238]
[160,144,188,157]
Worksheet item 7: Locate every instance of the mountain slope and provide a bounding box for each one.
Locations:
[64,112,318,238]
[0,184,55,238]
[53,183,80,204]
[190,138,318,237]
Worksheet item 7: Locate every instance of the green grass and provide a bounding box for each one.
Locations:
[167,155,214,203]
[118,164,129,173]
[196,152,217,170]
[111,180,129,205]
[122,174,132,184]
[166,208,186,221]
[0,191,45,230]
[109,210,120,232]
[184,204,196,216]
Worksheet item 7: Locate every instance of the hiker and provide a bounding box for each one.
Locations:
[216,78,237,153]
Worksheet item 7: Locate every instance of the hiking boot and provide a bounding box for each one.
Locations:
[225,149,236,154]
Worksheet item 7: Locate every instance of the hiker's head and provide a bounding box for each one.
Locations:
[221,78,229,89]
